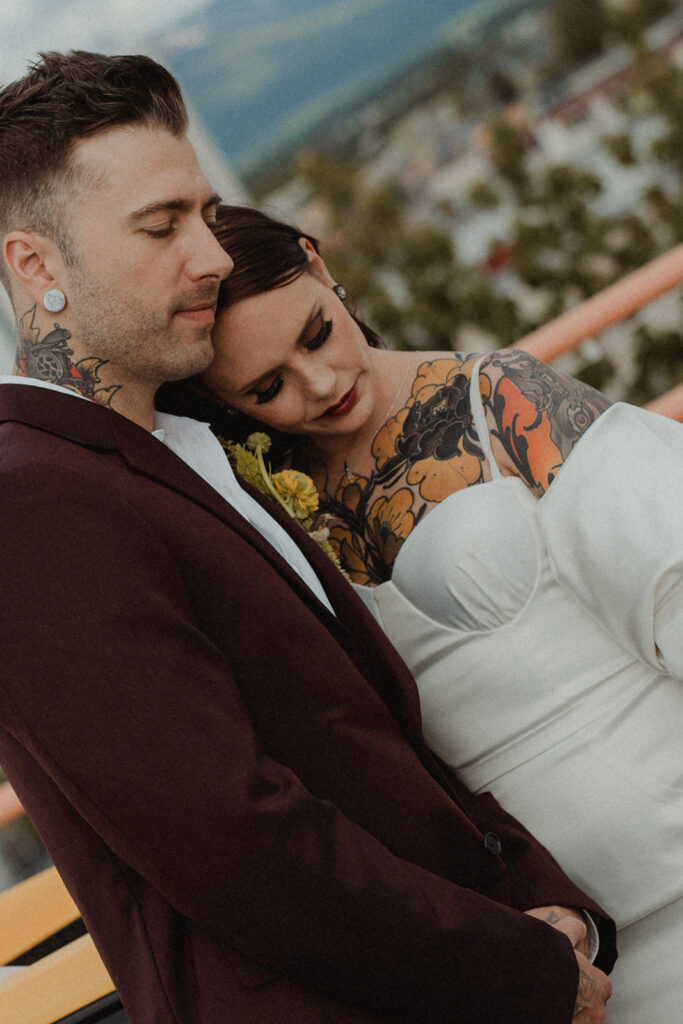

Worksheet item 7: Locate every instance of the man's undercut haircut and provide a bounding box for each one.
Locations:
[0,50,188,296]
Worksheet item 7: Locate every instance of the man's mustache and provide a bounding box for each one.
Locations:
[174,286,221,313]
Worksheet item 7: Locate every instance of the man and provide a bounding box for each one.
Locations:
[0,51,614,1023]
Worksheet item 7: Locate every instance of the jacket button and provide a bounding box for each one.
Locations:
[483,832,502,856]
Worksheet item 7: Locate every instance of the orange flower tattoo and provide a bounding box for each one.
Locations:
[328,487,416,585]
[372,358,486,503]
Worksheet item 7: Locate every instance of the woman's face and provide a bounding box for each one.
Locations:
[205,259,376,449]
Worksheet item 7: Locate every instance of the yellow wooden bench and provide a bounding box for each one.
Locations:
[0,935,119,1024]
[0,866,81,965]
[0,867,122,1024]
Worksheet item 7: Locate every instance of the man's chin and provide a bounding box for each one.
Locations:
[182,333,214,375]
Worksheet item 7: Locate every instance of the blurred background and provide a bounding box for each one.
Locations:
[1,0,682,884]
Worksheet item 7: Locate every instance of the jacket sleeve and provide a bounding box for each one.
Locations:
[0,460,592,1024]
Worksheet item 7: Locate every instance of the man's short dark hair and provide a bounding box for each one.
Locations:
[0,51,188,296]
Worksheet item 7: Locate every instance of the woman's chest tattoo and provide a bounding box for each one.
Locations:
[315,358,486,584]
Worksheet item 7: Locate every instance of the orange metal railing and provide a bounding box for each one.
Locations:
[0,783,23,830]
[514,244,683,420]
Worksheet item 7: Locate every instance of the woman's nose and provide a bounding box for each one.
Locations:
[301,364,336,400]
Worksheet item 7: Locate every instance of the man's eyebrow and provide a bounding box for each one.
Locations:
[127,192,222,222]
[239,306,322,394]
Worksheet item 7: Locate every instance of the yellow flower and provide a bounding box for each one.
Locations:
[222,430,347,578]
[272,469,319,521]
[219,439,271,495]
[246,432,272,454]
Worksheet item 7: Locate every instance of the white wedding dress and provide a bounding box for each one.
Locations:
[357,362,683,1023]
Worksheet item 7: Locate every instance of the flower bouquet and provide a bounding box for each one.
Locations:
[221,432,349,580]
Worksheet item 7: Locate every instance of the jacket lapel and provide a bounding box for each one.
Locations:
[0,384,316,603]
[0,384,425,745]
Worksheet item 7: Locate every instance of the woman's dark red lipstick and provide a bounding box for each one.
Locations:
[320,383,358,419]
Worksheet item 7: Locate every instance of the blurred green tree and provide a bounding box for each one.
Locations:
[548,0,610,70]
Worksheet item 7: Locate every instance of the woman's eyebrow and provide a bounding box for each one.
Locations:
[239,306,322,393]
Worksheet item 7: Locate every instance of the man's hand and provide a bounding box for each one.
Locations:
[525,907,611,1021]
[571,951,612,1022]
[525,905,590,958]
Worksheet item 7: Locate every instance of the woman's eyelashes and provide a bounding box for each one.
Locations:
[254,375,284,405]
[306,318,332,351]
[252,319,333,405]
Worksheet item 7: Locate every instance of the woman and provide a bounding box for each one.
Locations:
[159,204,683,1023]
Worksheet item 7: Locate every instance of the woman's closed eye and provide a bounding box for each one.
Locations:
[254,375,284,405]
[253,319,333,404]
[306,318,332,351]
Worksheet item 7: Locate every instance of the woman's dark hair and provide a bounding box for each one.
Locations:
[214,204,318,310]
[157,204,383,457]
[213,204,382,350]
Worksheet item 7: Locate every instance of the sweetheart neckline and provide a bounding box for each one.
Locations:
[392,473,540,574]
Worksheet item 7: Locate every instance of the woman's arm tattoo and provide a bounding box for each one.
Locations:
[485,350,610,493]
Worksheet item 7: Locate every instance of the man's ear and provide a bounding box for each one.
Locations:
[3,231,65,305]
[298,236,335,286]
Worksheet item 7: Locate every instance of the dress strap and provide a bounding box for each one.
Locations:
[470,357,502,480]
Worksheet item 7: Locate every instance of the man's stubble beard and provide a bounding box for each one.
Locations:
[65,261,214,387]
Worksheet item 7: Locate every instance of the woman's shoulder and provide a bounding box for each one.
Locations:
[470,348,612,496]
[401,349,483,373]
[384,349,487,405]
[369,350,491,504]
[387,346,612,497]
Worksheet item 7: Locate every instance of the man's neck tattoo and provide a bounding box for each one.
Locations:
[14,305,120,407]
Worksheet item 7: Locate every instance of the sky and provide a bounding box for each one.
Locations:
[1,0,485,354]
[1,0,487,174]
[0,0,213,83]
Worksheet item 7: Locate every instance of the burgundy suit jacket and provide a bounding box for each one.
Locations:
[0,384,616,1024]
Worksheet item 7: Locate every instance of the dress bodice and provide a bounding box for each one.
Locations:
[367,465,658,790]
[355,379,683,933]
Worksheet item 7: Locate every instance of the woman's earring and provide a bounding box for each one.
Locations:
[333,284,347,302]
[43,289,66,313]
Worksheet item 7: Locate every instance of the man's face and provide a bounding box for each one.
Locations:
[60,124,233,387]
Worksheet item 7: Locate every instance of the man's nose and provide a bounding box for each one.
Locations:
[187,221,234,281]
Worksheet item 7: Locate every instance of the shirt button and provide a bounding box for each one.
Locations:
[483,832,502,856]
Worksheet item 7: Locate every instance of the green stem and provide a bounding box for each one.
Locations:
[255,445,292,517]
